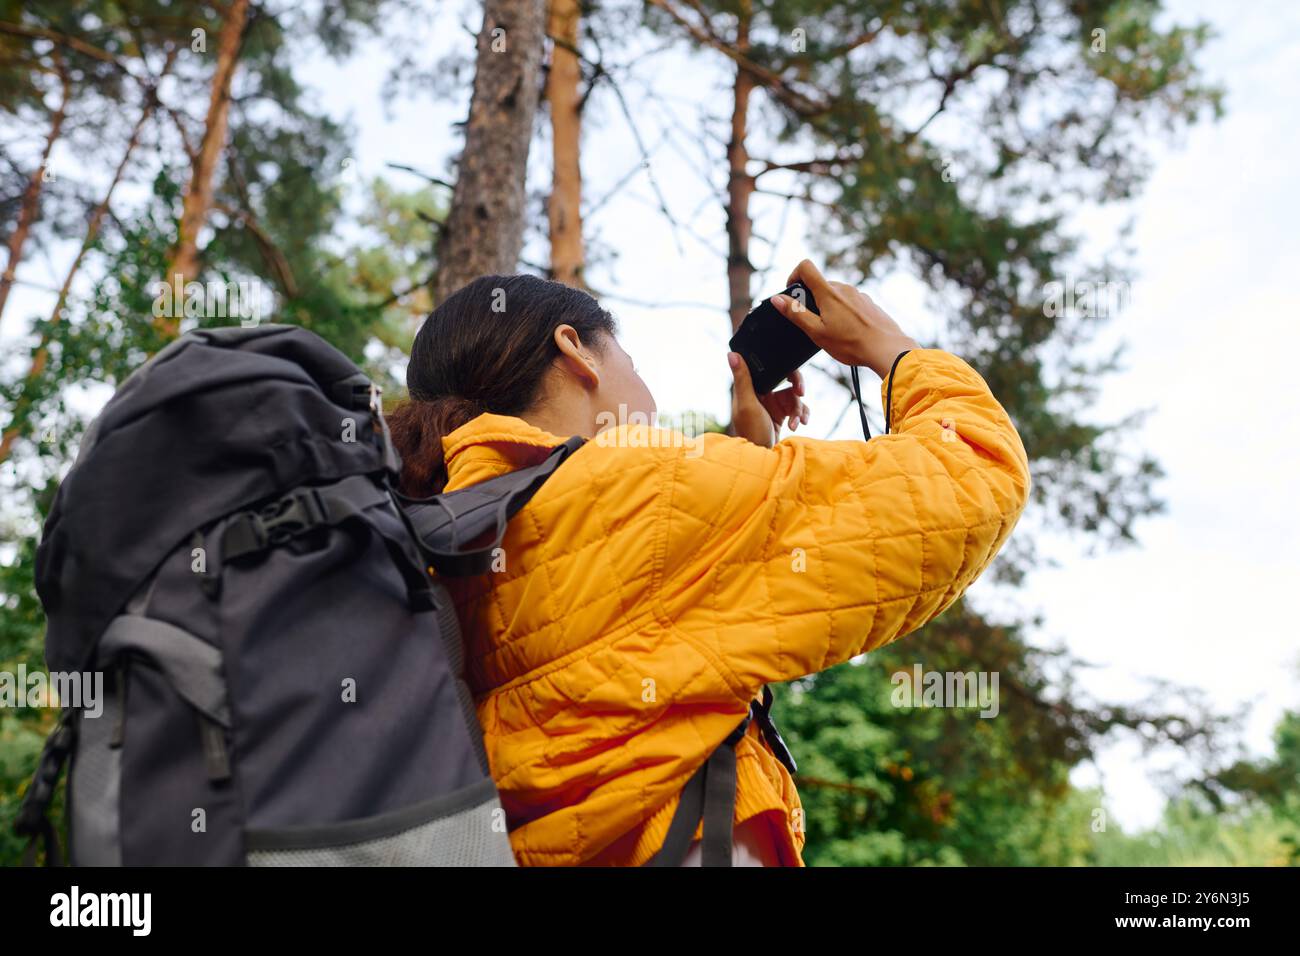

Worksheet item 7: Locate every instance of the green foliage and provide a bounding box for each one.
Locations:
[0,472,61,866]
[1093,797,1300,867]
[782,603,1103,866]
[0,708,64,867]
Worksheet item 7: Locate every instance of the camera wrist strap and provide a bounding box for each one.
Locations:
[849,365,872,441]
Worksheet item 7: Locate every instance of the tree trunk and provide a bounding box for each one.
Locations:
[546,0,584,287]
[725,7,755,333]
[0,66,69,323]
[157,0,250,337]
[435,0,547,302]
[0,100,156,465]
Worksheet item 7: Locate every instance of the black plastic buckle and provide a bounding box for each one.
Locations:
[332,374,379,411]
[250,488,327,548]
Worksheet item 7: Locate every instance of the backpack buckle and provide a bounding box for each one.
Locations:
[255,488,327,546]
[331,374,379,411]
[723,707,754,748]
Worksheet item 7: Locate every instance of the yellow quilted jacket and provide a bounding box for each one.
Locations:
[439,348,1030,866]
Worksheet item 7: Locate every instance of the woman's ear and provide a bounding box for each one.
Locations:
[552,324,601,389]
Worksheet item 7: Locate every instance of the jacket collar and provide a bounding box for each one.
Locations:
[442,412,569,492]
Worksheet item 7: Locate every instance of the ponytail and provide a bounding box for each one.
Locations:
[387,395,483,497]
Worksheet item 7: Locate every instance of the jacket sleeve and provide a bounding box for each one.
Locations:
[656,348,1030,692]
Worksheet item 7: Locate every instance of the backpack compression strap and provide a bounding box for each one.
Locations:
[402,436,586,578]
[646,688,797,867]
[222,474,438,612]
[648,708,753,867]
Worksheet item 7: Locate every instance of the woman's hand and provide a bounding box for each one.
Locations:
[729,351,808,448]
[771,260,918,378]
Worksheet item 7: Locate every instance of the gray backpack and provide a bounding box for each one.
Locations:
[16,325,582,866]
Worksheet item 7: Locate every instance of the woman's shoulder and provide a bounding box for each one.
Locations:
[582,422,784,484]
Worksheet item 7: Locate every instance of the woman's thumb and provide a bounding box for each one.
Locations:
[728,351,757,398]
[771,293,819,334]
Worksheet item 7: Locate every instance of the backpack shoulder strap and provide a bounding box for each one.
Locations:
[402,436,586,577]
[646,687,797,867]
[647,707,754,867]
[13,708,76,866]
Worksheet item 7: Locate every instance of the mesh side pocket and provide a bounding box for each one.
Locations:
[246,778,517,867]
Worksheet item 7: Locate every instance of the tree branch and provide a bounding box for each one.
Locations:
[646,0,830,116]
[385,162,455,190]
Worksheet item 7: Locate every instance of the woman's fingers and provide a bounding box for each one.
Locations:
[794,397,809,429]
[786,257,827,290]
[771,291,823,336]
[729,351,776,447]
[776,260,920,373]
[734,351,811,443]
[762,386,810,432]
[785,258,836,307]
[785,399,810,432]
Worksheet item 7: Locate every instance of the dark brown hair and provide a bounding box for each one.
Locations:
[388,274,616,495]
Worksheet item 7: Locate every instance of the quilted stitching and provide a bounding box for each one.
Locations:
[438,349,1030,866]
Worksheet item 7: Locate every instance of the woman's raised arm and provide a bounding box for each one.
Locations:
[655,344,1031,693]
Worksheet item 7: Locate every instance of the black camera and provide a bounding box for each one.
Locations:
[728,280,822,395]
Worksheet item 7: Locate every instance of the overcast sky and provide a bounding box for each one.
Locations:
[5,1,1296,832]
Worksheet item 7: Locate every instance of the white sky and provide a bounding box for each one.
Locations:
[5,0,1297,833]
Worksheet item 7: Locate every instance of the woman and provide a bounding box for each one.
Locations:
[388,260,1030,866]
